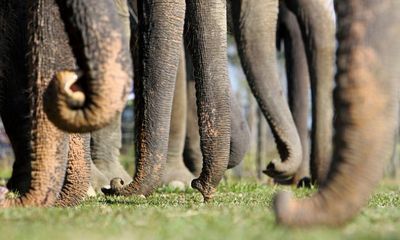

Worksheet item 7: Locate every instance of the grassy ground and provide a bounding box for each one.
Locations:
[0,144,399,240]
[0,181,400,240]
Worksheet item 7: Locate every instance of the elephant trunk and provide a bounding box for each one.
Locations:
[285,0,335,184]
[274,0,400,226]
[103,0,186,197]
[44,0,132,133]
[185,0,231,201]
[278,2,311,185]
[232,0,302,180]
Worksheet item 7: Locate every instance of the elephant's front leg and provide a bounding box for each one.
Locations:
[0,0,70,207]
[104,0,186,197]
[231,0,302,181]
[0,96,70,206]
[183,52,250,176]
[185,0,231,201]
[56,133,91,207]
[90,113,132,191]
[163,48,195,187]
[1,1,32,194]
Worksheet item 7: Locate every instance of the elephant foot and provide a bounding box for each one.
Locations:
[162,156,194,188]
[90,163,110,192]
[87,185,97,197]
[92,160,132,191]
[191,178,216,202]
[0,187,9,201]
[101,178,147,199]
[167,181,185,191]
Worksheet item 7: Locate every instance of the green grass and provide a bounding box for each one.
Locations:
[1,182,400,240]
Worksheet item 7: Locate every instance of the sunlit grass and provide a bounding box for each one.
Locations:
[0,143,398,240]
[0,181,399,240]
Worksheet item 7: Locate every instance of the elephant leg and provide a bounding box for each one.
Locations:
[278,2,311,186]
[183,48,249,176]
[0,1,31,195]
[285,0,335,184]
[85,0,132,192]
[164,48,194,186]
[56,134,91,207]
[104,0,186,197]
[90,161,109,192]
[228,92,250,169]
[90,113,131,189]
[183,68,203,177]
[3,102,31,194]
[2,54,31,193]
[0,0,69,207]
[231,0,302,180]
[183,92,249,175]
[274,0,400,226]
[385,113,399,178]
[185,0,231,201]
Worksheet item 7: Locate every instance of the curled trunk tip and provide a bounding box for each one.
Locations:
[44,68,130,133]
[48,0,132,133]
[191,179,216,202]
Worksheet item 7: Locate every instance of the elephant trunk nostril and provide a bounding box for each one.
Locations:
[56,71,86,108]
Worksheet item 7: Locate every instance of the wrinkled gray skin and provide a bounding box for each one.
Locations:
[274,0,400,226]
[89,0,132,191]
[183,0,334,186]
[228,0,334,183]
[6,0,133,194]
[136,0,249,185]
[104,0,232,201]
[162,48,194,186]
[276,1,311,186]
[90,113,132,191]
[1,0,130,206]
[87,0,334,190]
[283,0,335,184]
[182,49,251,178]
[230,0,302,181]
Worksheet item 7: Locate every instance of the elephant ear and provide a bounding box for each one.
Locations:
[44,0,132,133]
